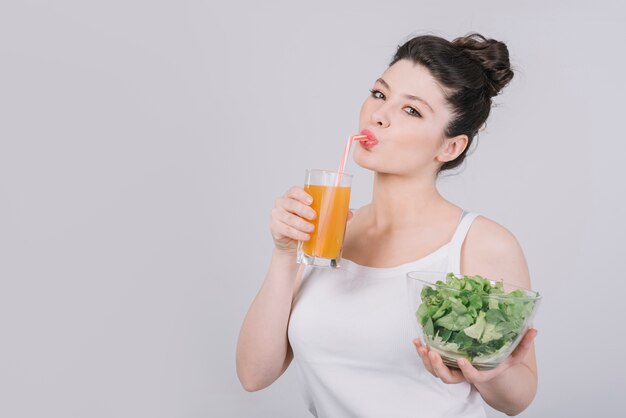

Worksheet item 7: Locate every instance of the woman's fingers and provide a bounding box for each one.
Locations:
[270,187,317,249]
[276,196,316,221]
[428,351,465,384]
[273,207,315,234]
[414,339,465,384]
[456,358,483,383]
[270,211,311,242]
[347,208,355,222]
[413,339,435,375]
[286,186,313,205]
[272,221,310,242]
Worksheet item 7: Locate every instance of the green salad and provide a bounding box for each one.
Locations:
[416,273,535,362]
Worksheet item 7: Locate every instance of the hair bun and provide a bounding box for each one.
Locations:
[452,33,514,97]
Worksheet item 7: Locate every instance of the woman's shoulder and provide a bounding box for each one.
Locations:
[467,215,520,250]
[462,214,531,287]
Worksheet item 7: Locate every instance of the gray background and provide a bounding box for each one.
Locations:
[1,0,624,417]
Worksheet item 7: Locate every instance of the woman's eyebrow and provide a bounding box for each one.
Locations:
[376,78,434,113]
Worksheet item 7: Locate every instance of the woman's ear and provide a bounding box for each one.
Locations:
[436,134,468,163]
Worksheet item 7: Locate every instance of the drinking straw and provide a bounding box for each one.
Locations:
[335,134,367,186]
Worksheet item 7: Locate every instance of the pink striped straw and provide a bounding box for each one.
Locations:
[335,134,368,186]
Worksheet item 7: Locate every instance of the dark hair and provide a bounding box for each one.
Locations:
[390,33,514,172]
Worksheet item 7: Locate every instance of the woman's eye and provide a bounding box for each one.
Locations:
[404,106,422,118]
[369,89,385,99]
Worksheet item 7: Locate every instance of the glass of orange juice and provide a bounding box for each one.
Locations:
[297,169,353,268]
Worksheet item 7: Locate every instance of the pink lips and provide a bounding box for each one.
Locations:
[359,129,379,150]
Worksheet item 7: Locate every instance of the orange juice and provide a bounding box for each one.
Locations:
[302,184,351,259]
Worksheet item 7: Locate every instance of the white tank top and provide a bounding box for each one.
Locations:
[288,211,486,418]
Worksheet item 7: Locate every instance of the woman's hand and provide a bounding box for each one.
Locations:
[412,328,538,385]
[270,187,318,253]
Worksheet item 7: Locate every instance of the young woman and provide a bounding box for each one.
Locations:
[237,33,538,417]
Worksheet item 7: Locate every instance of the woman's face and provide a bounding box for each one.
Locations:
[355,59,460,177]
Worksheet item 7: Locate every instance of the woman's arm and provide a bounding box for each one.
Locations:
[414,216,538,416]
[236,187,317,391]
[462,216,538,415]
[236,249,303,391]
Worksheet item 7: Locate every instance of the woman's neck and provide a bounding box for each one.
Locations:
[366,171,449,232]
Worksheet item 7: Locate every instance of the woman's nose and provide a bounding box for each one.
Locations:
[370,106,390,128]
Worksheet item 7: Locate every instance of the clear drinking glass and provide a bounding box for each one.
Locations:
[296,169,353,268]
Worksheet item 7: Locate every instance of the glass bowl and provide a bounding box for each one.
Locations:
[406,271,541,371]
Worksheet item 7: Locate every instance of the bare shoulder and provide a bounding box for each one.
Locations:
[461,216,532,289]
[465,216,520,253]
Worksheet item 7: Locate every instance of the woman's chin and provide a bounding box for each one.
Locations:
[352,155,377,172]
[352,152,368,168]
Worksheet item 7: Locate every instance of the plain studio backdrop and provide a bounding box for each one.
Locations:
[1,0,625,417]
